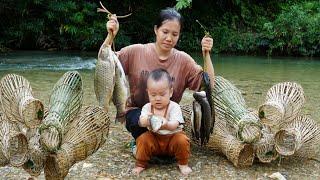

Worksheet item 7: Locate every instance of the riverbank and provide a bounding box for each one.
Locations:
[1,118,319,179]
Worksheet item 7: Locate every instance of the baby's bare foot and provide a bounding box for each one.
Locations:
[132,166,145,175]
[178,164,192,176]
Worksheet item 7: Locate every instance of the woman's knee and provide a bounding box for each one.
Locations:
[125,109,141,131]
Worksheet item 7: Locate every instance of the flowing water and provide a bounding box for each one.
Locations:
[1,51,319,121]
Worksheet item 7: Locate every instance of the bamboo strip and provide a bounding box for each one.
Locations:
[40,71,83,152]
[0,74,44,128]
[274,116,320,158]
[207,118,254,167]
[44,106,110,179]
[254,125,279,163]
[0,111,9,167]
[212,76,261,143]
[259,82,305,127]
[23,128,45,176]
[0,117,29,167]
[181,104,193,138]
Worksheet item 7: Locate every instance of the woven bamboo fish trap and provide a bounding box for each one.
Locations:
[181,104,195,140]
[0,111,9,167]
[40,71,83,152]
[0,147,8,167]
[212,76,261,143]
[254,125,279,163]
[206,118,255,167]
[44,106,110,179]
[258,82,305,127]
[23,110,49,176]
[0,118,29,167]
[23,128,45,177]
[0,74,44,128]
[274,116,320,158]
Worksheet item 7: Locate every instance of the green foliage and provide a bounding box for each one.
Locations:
[262,1,320,56]
[0,0,319,56]
[175,0,192,10]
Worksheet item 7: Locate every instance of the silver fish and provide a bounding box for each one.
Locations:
[149,115,164,132]
[111,48,130,123]
[94,44,115,111]
[193,101,202,141]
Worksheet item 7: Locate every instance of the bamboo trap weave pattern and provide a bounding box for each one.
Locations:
[0,74,44,128]
[0,118,28,167]
[254,125,279,163]
[40,71,83,152]
[0,111,9,166]
[181,103,199,144]
[212,76,261,143]
[258,82,305,127]
[274,116,320,158]
[44,106,110,179]
[23,128,45,177]
[23,110,49,176]
[206,118,254,167]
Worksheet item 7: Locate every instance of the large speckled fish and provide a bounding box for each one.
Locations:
[193,101,202,141]
[111,48,130,123]
[94,44,116,112]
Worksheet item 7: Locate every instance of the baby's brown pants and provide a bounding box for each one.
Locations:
[135,131,190,168]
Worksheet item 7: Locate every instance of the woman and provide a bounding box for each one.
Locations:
[104,7,214,148]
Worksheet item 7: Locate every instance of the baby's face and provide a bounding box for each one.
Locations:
[147,78,173,110]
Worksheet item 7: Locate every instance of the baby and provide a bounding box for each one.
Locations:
[132,68,192,176]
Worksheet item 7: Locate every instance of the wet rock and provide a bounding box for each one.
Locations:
[269,172,286,180]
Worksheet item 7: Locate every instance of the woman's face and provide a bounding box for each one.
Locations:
[154,19,181,52]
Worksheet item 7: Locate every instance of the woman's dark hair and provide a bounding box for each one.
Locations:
[154,7,183,29]
[148,68,173,88]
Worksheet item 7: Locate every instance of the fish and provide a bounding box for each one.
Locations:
[202,72,215,134]
[192,101,202,142]
[149,115,164,132]
[193,91,212,146]
[94,44,116,112]
[111,48,130,123]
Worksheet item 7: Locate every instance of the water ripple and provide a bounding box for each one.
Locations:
[0,52,97,71]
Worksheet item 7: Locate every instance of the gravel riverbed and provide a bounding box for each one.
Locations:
[1,118,319,180]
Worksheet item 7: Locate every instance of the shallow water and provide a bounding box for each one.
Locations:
[1,51,319,121]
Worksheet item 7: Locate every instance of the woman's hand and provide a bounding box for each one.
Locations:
[201,36,213,54]
[106,14,119,36]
